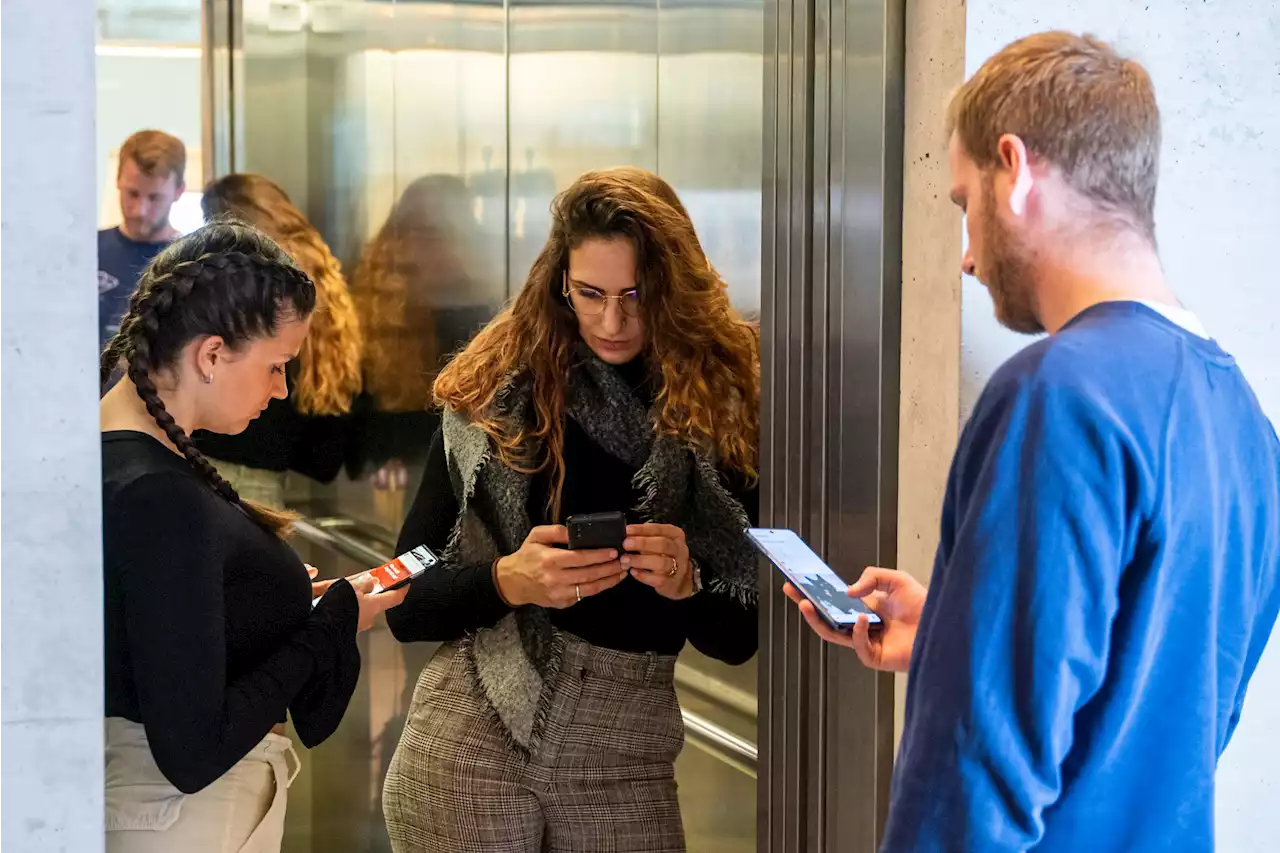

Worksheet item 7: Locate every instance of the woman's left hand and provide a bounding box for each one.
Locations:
[622,524,694,601]
[308,565,339,599]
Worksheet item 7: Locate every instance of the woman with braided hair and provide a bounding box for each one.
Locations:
[381,167,760,852]
[99,221,406,853]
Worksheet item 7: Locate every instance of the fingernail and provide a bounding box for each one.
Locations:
[623,539,635,549]
[620,555,632,567]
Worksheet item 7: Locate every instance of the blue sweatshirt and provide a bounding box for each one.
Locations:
[883,302,1280,853]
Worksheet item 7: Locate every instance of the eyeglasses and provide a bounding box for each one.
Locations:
[562,274,641,317]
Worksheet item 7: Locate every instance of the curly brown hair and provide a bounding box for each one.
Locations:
[202,173,363,415]
[434,166,760,518]
[349,176,481,412]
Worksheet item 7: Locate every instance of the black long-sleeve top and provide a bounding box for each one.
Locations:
[102,431,361,794]
[386,362,759,665]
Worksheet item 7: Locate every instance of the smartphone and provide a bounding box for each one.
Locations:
[745,528,881,632]
[366,545,440,593]
[567,511,627,552]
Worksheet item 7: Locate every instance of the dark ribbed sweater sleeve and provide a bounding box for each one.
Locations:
[109,473,359,794]
[680,471,757,666]
[683,474,760,665]
[384,428,513,643]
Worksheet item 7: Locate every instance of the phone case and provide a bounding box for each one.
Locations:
[567,511,627,551]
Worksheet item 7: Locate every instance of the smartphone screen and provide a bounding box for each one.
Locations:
[367,545,439,593]
[745,528,881,629]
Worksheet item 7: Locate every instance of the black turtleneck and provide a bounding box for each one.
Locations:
[386,358,759,664]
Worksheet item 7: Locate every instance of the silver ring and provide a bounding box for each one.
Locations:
[575,584,582,603]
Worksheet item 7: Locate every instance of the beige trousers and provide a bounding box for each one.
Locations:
[105,718,300,853]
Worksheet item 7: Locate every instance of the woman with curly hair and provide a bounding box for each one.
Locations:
[381,166,760,853]
[347,175,500,495]
[195,173,363,508]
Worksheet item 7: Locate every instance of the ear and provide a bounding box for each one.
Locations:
[997,133,1034,218]
[194,336,227,378]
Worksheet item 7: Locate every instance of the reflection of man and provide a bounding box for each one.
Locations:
[98,130,186,350]
[787,31,1280,853]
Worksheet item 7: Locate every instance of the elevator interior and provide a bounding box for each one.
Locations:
[207,0,765,849]
[98,0,902,850]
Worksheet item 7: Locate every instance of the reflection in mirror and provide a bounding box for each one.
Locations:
[193,173,365,511]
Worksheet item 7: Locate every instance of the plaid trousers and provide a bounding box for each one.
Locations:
[383,633,686,852]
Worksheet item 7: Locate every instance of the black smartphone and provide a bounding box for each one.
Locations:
[566,511,627,552]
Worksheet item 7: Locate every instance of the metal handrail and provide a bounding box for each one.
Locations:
[675,662,758,720]
[293,517,392,570]
[682,709,758,776]
[292,513,758,773]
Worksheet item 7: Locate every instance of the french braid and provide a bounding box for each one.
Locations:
[100,224,316,536]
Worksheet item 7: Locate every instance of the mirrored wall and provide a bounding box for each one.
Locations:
[208,0,764,850]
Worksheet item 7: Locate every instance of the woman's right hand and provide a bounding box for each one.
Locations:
[348,573,410,632]
[494,525,625,608]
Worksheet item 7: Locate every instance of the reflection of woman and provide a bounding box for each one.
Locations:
[99,222,404,853]
[381,167,760,852]
[194,174,363,508]
[348,176,498,498]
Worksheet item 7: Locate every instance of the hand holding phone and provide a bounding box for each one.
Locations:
[781,566,926,672]
[745,528,882,633]
[494,525,624,608]
[566,512,627,552]
[348,573,410,631]
[365,545,440,593]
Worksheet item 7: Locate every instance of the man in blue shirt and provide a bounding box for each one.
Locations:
[787,31,1280,852]
[98,129,186,350]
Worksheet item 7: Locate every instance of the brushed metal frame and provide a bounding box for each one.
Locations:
[201,0,240,179]
[759,0,904,850]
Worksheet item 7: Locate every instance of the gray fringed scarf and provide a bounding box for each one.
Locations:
[439,349,757,753]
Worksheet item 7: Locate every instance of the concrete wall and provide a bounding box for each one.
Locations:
[896,0,967,742]
[897,0,1280,848]
[1,2,106,851]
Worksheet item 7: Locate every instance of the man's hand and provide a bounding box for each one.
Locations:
[783,566,927,672]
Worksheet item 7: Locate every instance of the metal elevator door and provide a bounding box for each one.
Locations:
[197,0,904,849]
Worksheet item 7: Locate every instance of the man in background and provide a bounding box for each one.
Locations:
[98,129,186,350]
[787,31,1280,852]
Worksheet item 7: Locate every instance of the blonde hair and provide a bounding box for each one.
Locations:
[201,174,363,416]
[948,31,1160,241]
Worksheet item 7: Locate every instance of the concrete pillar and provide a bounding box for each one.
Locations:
[896,0,967,743]
[1,1,105,851]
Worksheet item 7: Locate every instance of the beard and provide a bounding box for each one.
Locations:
[979,182,1043,335]
[125,216,169,243]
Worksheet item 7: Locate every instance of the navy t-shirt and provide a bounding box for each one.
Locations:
[98,227,170,350]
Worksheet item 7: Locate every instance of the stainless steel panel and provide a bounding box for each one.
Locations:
[507,0,658,292]
[656,0,763,316]
[211,0,766,847]
[759,0,903,850]
[655,2,763,848]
